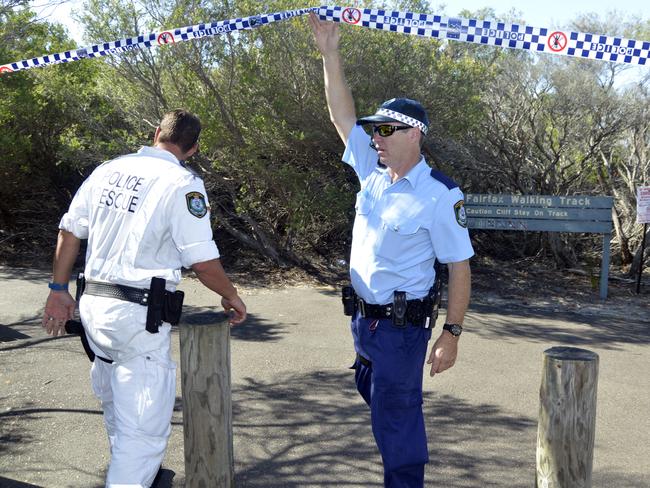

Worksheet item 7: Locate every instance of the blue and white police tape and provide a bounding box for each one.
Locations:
[321,6,649,66]
[1,5,648,75]
[0,7,317,74]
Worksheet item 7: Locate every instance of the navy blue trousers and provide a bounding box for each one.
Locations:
[350,312,432,488]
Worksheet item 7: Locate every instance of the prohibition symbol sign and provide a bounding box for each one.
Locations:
[342,8,361,25]
[547,31,568,52]
[157,31,175,45]
[0,66,13,73]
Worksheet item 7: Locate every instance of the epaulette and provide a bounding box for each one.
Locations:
[96,159,113,169]
[430,169,458,190]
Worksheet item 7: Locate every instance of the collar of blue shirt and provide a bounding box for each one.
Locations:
[383,156,428,188]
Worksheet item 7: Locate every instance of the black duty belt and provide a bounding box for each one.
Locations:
[356,296,430,328]
[85,281,150,306]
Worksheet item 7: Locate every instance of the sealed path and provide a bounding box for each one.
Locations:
[1,266,649,487]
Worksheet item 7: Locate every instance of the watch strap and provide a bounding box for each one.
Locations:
[48,282,69,291]
[443,323,463,336]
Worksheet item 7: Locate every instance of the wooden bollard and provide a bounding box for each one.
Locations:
[536,346,599,488]
[180,314,234,487]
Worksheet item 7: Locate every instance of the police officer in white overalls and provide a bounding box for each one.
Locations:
[310,14,473,487]
[42,109,247,488]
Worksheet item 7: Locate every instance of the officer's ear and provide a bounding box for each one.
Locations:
[153,127,161,144]
[185,142,199,159]
[408,127,420,144]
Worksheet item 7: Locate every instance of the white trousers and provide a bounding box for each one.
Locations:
[91,344,177,488]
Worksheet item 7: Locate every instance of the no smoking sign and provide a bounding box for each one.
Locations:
[157,32,175,45]
[342,8,361,25]
[547,31,568,52]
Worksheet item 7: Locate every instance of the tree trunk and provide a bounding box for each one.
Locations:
[547,232,575,268]
[628,226,649,278]
[211,204,286,265]
[611,204,633,264]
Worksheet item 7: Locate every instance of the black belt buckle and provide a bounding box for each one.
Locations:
[392,291,407,328]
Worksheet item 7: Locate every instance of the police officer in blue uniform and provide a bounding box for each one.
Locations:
[309,14,474,487]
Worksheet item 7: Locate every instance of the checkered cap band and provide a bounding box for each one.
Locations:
[376,108,429,134]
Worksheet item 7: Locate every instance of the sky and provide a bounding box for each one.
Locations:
[33,0,649,45]
[440,0,648,28]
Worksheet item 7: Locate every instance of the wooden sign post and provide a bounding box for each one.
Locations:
[635,186,650,294]
[179,315,234,487]
[536,347,599,488]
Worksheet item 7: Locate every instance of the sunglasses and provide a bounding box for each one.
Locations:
[372,124,412,137]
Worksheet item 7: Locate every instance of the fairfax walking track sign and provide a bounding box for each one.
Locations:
[465,194,614,299]
[465,194,613,233]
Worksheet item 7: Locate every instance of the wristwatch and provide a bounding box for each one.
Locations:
[48,282,69,291]
[443,323,463,337]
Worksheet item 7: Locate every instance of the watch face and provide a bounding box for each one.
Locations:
[445,324,462,336]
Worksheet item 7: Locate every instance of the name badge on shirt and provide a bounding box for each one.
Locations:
[186,192,208,218]
[454,200,467,228]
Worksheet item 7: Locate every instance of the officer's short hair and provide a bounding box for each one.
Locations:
[158,109,201,152]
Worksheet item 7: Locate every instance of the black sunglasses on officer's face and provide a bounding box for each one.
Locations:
[372,124,412,137]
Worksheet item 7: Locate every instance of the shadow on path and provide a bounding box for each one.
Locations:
[0,314,44,343]
[0,476,44,488]
[230,369,534,487]
[0,267,51,284]
[468,302,650,349]
[182,306,287,343]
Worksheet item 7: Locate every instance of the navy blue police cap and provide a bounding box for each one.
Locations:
[356,98,429,135]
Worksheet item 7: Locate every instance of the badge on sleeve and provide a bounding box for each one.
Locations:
[186,191,208,218]
[454,200,467,228]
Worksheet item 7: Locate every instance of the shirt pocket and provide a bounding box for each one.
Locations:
[355,190,374,216]
[375,218,422,258]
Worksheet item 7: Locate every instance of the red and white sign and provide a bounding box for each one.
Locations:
[157,32,175,45]
[0,66,13,74]
[342,8,361,25]
[547,31,568,52]
[637,186,650,224]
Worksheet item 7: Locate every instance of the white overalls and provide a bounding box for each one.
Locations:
[60,146,219,487]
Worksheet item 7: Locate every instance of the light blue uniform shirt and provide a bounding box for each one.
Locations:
[343,125,474,305]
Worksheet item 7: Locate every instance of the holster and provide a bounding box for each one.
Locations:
[65,273,95,362]
[425,268,443,329]
[145,277,166,333]
[145,277,185,331]
[65,320,96,362]
[392,291,407,328]
[162,289,185,325]
[341,285,356,316]
[75,273,86,301]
